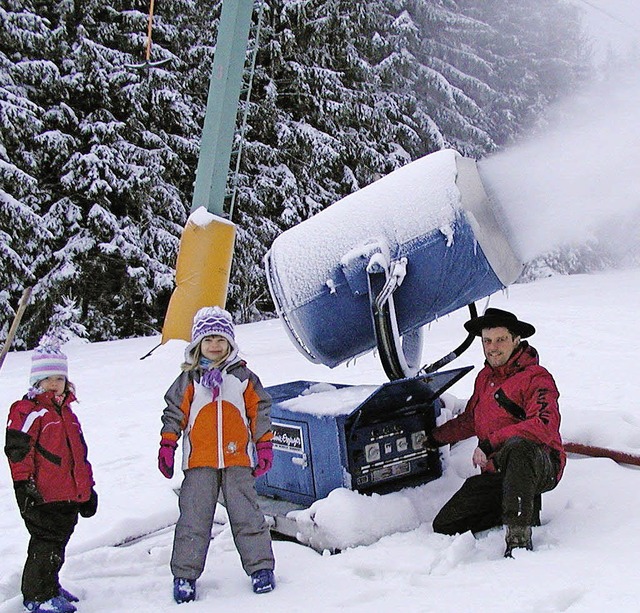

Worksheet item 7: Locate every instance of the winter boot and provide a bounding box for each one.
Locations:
[58,588,79,603]
[23,595,77,612]
[504,524,533,558]
[173,577,196,604]
[532,494,542,527]
[251,569,276,594]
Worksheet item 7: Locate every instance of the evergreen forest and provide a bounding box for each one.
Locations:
[0,0,609,347]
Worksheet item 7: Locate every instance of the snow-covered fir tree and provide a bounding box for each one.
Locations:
[1,0,204,345]
[225,0,590,316]
[0,0,592,345]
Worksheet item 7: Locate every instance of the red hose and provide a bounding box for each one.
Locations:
[564,442,640,467]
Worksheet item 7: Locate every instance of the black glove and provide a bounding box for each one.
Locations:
[79,488,98,518]
[14,480,44,514]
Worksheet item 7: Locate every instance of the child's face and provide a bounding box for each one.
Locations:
[38,376,67,395]
[200,335,230,362]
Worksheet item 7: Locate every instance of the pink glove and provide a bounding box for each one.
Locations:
[253,441,273,477]
[158,438,177,478]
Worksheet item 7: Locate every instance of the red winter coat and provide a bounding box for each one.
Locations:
[5,390,94,504]
[433,341,565,481]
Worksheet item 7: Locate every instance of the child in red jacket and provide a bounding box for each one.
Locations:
[4,341,97,613]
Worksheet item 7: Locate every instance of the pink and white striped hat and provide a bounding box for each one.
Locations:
[30,345,68,386]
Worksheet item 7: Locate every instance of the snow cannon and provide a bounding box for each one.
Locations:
[264,149,523,379]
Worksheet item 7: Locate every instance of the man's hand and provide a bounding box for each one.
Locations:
[423,432,441,451]
[472,447,488,469]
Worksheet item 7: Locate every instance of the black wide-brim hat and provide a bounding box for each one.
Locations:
[464,307,535,338]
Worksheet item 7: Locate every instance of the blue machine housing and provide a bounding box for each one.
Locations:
[269,214,501,368]
[264,150,523,369]
[256,366,472,506]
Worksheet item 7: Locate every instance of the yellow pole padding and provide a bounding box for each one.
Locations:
[162,208,236,343]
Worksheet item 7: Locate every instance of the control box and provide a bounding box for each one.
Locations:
[256,366,472,506]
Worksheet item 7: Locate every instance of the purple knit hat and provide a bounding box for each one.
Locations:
[30,343,68,386]
[184,306,238,364]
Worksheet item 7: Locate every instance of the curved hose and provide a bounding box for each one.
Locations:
[417,303,478,375]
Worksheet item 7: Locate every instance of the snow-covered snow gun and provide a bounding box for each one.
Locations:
[264,149,524,380]
[254,150,524,510]
[257,151,640,520]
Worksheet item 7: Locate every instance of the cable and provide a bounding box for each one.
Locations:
[574,0,640,33]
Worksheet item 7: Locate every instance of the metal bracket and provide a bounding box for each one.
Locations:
[366,255,422,380]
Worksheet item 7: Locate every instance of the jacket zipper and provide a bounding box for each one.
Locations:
[217,396,225,468]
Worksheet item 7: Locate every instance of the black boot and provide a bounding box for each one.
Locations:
[504,525,532,558]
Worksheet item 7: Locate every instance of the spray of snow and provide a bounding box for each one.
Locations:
[479,73,640,262]
[568,0,640,63]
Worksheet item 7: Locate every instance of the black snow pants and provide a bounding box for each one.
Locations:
[432,437,559,536]
[20,502,79,602]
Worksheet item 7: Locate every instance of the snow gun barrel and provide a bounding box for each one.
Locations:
[264,149,523,374]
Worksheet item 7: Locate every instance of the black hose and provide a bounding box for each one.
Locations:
[418,303,478,375]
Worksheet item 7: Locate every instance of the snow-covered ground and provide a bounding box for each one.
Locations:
[1,267,640,612]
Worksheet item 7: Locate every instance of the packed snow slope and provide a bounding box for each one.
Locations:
[1,267,640,612]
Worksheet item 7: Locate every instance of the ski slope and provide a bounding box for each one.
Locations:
[1,267,640,612]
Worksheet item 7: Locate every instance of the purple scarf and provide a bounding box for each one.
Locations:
[200,358,223,401]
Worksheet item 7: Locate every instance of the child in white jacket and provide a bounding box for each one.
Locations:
[158,307,275,603]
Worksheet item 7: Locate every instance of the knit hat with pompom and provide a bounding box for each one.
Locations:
[184,306,238,364]
[30,340,68,386]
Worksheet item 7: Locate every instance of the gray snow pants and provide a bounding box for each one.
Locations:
[170,466,274,580]
[432,437,559,535]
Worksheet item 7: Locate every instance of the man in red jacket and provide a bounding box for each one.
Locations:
[429,308,565,557]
